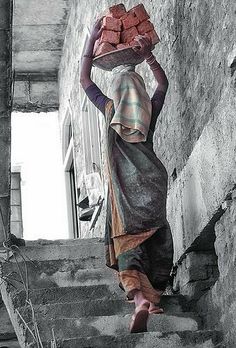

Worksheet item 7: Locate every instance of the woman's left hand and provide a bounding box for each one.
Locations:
[132,34,153,58]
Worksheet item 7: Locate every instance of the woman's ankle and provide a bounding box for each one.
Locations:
[134,290,149,308]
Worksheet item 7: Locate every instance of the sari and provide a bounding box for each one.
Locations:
[85,70,173,304]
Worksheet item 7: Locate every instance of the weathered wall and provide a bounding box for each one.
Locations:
[59,0,236,245]
[59,0,236,342]
[12,0,71,112]
[10,172,23,238]
[0,0,13,244]
[196,194,236,348]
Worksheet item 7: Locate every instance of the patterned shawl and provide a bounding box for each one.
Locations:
[109,67,152,143]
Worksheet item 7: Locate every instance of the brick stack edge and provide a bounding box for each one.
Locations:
[94,3,160,57]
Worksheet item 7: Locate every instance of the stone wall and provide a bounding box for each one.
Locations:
[10,172,23,238]
[59,0,236,243]
[59,1,236,342]
[0,0,13,244]
[196,195,236,348]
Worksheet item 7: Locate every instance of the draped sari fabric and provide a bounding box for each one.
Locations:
[85,72,173,304]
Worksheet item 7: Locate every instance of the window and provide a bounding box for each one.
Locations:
[81,94,102,175]
[62,110,79,238]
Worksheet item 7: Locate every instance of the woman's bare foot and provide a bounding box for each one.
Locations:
[129,290,150,333]
[149,302,164,314]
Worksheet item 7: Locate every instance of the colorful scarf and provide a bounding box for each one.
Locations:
[109,66,152,143]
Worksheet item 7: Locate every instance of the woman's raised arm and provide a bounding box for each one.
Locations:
[132,35,169,94]
[80,18,103,90]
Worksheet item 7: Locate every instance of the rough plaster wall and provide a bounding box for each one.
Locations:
[196,197,236,348]
[0,0,12,244]
[10,173,23,238]
[59,1,236,245]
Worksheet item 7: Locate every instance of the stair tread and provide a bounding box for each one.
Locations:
[25,314,200,341]
[18,296,188,320]
[11,285,188,307]
[31,330,223,348]
[25,238,104,246]
[0,339,21,348]
[3,262,115,289]
[1,240,223,347]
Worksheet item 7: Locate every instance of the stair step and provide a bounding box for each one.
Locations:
[28,330,222,348]
[25,314,199,342]
[25,237,103,247]
[17,238,105,261]
[11,285,188,309]
[0,339,20,348]
[11,284,121,308]
[18,296,190,321]
[0,305,16,340]
[1,239,223,347]
[3,260,115,289]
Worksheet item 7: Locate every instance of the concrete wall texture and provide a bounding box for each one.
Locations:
[0,0,12,245]
[10,172,23,238]
[59,0,236,345]
[197,194,236,348]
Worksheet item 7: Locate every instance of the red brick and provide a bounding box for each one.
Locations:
[102,16,122,32]
[130,4,150,23]
[129,40,137,47]
[108,4,127,19]
[116,43,129,50]
[100,30,120,45]
[146,29,160,45]
[121,11,139,30]
[94,42,116,57]
[93,39,100,56]
[121,26,139,44]
[137,20,154,35]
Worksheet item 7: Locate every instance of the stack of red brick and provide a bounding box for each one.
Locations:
[94,3,160,57]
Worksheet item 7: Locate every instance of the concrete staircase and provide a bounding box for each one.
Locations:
[0,302,20,347]
[0,238,223,347]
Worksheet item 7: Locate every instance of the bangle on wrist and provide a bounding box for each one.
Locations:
[147,58,156,66]
[83,54,93,59]
[150,62,161,71]
[145,53,154,61]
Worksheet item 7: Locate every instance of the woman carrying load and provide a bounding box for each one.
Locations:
[80,18,173,333]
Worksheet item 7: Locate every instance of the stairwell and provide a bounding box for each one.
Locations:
[0,238,223,348]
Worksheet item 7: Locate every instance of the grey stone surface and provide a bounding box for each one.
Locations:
[173,251,219,300]
[59,0,236,251]
[13,0,70,26]
[18,296,188,321]
[10,173,23,238]
[10,190,21,206]
[27,314,199,341]
[0,340,20,348]
[13,80,59,112]
[23,237,105,260]
[13,25,66,52]
[10,206,21,222]
[0,0,11,245]
[0,304,16,339]
[0,196,10,245]
[196,198,236,348]
[0,238,222,347]
[3,261,114,289]
[10,174,20,190]
[10,221,23,238]
[0,118,11,195]
[35,331,222,348]
[12,0,71,111]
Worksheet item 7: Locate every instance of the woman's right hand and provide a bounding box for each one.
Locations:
[90,17,103,42]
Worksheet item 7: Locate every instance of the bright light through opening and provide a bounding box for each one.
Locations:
[11,112,69,241]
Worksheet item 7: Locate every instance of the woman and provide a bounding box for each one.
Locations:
[80,19,173,333]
